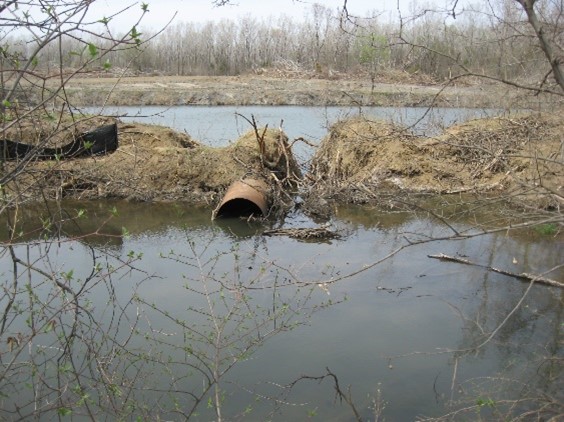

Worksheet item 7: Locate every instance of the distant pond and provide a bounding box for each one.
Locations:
[82,105,506,156]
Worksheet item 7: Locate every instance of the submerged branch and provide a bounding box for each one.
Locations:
[428,253,563,288]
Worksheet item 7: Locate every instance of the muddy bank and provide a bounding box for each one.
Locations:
[2,110,562,218]
[36,75,527,108]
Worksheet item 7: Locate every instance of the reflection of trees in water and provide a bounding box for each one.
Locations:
[0,208,340,420]
[335,203,415,230]
[0,200,221,250]
[0,225,147,419]
[1,198,561,420]
[112,232,339,420]
[440,230,562,420]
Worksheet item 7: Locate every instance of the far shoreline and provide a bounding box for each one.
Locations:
[34,74,541,109]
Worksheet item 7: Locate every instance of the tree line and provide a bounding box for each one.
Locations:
[3,1,559,88]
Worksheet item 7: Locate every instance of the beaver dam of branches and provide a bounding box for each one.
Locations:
[2,111,562,217]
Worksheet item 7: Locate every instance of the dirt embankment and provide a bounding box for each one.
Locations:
[40,75,523,108]
[308,113,563,210]
[3,75,563,215]
[3,117,299,208]
[3,109,562,218]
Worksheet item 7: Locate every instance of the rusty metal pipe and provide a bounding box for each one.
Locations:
[212,178,269,219]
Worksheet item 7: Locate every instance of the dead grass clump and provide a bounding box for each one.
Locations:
[310,117,416,182]
[433,114,551,178]
[434,113,563,208]
[2,121,197,203]
[308,112,563,209]
[175,127,301,202]
[308,117,420,202]
[229,127,301,183]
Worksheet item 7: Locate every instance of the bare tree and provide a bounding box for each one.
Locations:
[516,0,564,90]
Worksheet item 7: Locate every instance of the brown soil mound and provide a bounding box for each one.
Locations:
[1,115,115,147]
[2,119,300,210]
[3,111,561,216]
[309,113,563,208]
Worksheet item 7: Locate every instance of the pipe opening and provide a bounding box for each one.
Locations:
[215,198,264,218]
[212,178,268,220]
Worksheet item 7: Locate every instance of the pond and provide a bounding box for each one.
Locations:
[81,105,506,162]
[1,199,562,421]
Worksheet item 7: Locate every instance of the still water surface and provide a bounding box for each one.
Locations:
[1,200,561,420]
[83,105,505,151]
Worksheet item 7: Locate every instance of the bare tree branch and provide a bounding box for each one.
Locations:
[516,0,564,91]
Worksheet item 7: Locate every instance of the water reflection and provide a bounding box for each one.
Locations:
[0,200,561,420]
[335,203,415,229]
[1,200,216,249]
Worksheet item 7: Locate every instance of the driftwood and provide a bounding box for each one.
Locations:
[428,253,563,288]
[1,123,118,161]
[263,225,340,240]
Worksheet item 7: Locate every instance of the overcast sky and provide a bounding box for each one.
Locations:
[87,0,451,31]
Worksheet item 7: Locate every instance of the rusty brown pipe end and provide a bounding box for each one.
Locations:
[212,178,269,220]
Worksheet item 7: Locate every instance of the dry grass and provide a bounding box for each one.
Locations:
[2,118,300,208]
[3,110,562,213]
[308,112,563,208]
